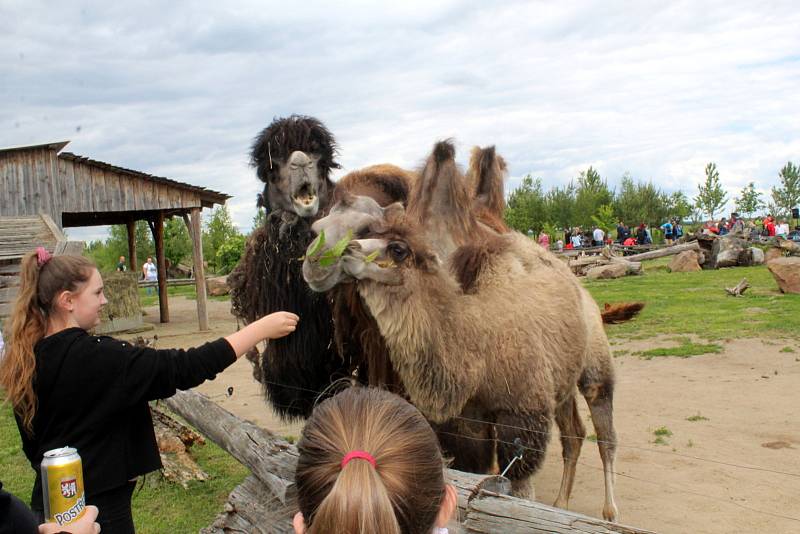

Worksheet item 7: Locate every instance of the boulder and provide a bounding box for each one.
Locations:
[767,257,800,294]
[668,250,702,272]
[736,247,765,267]
[711,236,749,268]
[586,263,628,280]
[765,247,784,263]
[207,276,230,297]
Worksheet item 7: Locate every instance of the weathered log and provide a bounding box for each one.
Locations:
[161,390,298,504]
[623,241,699,262]
[725,278,750,297]
[165,390,657,534]
[777,237,800,256]
[711,237,749,268]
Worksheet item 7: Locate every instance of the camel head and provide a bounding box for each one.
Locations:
[250,115,339,219]
[302,192,438,293]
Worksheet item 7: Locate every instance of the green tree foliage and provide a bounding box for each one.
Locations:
[251,207,266,232]
[215,234,246,275]
[694,163,728,220]
[203,205,241,272]
[735,182,764,219]
[163,217,192,267]
[574,167,613,228]
[544,183,576,229]
[613,174,668,226]
[666,191,693,222]
[770,162,800,218]
[504,175,547,233]
[591,204,617,234]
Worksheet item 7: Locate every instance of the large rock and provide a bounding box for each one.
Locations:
[741,247,765,266]
[207,276,230,296]
[586,263,628,280]
[711,236,749,268]
[767,257,800,294]
[669,250,701,272]
[765,247,784,263]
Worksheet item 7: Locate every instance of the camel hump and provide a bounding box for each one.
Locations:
[601,302,645,324]
[450,235,510,293]
[468,145,507,228]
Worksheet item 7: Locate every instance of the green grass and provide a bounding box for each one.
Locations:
[653,426,672,446]
[780,346,796,353]
[637,342,723,359]
[0,399,248,533]
[138,285,230,307]
[584,261,800,340]
[687,413,710,422]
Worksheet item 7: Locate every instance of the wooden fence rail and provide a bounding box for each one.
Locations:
[162,390,657,534]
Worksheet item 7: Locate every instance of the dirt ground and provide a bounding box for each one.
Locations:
[129,297,800,534]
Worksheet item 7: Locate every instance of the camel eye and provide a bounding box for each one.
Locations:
[387,242,409,262]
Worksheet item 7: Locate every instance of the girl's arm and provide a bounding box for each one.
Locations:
[225,311,299,357]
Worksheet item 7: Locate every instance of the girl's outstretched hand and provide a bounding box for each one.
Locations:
[260,311,299,339]
[226,311,299,358]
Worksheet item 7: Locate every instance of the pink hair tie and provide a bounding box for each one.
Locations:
[341,450,376,470]
[36,246,52,267]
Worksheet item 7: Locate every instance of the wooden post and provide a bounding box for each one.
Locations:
[153,211,169,323]
[126,219,137,273]
[189,207,209,331]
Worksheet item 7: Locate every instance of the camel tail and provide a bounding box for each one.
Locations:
[601,302,645,324]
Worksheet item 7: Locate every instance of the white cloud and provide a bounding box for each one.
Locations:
[2,0,799,236]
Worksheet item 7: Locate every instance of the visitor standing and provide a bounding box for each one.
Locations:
[538,232,550,249]
[116,256,127,272]
[660,220,674,244]
[142,256,157,296]
[592,226,605,247]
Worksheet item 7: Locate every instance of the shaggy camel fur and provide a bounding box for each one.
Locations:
[303,142,622,521]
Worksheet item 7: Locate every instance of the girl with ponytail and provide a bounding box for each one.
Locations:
[293,387,458,534]
[0,248,299,533]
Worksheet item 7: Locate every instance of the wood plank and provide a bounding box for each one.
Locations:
[0,286,19,303]
[76,162,93,212]
[127,219,138,273]
[104,169,122,211]
[623,241,699,262]
[34,149,52,220]
[153,211,169,322]
[91,166,107,211]
[190,207,208,331]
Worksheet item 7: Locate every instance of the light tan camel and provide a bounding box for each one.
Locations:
[303,141,622,522]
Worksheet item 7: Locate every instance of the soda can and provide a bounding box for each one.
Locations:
[41,446,86,526]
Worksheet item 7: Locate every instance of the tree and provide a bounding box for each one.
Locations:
[590,204,616,235]
[215,234,247,275]
[544,182,576,229]
[694,162,728,220]
[251,207,266,233]
[574,167,613,229]
[203,205,241,272]
[666,191,693,222]
[770,162,800,218]
[85,221,153,272]
[735,182,764,219]
[613,174,668,227]
[504,175,547,233]
[164,217,192,267]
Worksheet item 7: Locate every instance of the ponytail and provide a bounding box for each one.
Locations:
[0,250,94,434]
[296,387,445,534]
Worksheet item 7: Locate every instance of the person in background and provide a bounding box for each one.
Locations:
[661,220,674,244]
[293,387,457,534]
[718,218,729,236]
[556,239,564,252]
[776,219,790,237]
[592,226,605,247]
[616,220,626,244]
[730,213,744,234]
[0,249,299,533]
[636,223,647,245]
[672,220,683,240]
[538,232,550,249]
[570,232,582,249]
[765,215,776,237]
[142,256,157,296]
[116,256,127,272]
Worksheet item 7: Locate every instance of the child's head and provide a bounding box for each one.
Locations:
[294,387,457,534]
[0,249,103,433]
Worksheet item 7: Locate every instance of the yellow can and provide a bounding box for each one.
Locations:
[41,446,86,526]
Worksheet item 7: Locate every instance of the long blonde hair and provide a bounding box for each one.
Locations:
[295,387,446,534]
[0,251,94,434]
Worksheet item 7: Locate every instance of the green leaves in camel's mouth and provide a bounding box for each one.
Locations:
[303,230,391,268]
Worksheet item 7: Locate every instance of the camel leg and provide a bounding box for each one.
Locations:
[495,410,551,501]
[579,369,619,523]
[553,394,586,510]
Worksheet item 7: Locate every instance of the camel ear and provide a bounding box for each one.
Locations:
[382,202,405,222]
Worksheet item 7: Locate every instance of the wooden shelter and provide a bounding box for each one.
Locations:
[0,141,230,329]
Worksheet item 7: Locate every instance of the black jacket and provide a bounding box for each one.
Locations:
[0,481,38,534]
[16,328,235,510]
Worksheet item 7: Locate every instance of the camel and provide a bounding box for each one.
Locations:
[303,141,624,522]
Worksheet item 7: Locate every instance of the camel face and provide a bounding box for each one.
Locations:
[268,150,328,218]
[302,194,431,291]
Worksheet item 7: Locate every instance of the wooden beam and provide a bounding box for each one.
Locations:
[126,219,137,273]
[190,207,208,331]
[623,241,700,262]
[152,211,169,323]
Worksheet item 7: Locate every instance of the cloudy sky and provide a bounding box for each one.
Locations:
[2,1,799,240]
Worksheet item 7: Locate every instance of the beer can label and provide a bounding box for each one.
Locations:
[44,460,86,525]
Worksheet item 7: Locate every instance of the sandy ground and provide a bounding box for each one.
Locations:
[128,297,800,534]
